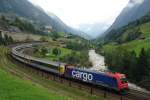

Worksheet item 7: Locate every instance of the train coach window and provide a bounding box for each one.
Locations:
[121,78,127,84]
[33,61,59,70]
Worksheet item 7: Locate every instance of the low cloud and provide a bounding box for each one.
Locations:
[128,0,144,8]
[77,23,110,38]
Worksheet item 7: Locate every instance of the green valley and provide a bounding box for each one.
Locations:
[99,14,150,90]
[102,14,150,55]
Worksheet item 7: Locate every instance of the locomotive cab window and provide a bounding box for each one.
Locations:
[120,78,127,84]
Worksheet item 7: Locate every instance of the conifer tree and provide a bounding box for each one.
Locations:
[136,48,148,81]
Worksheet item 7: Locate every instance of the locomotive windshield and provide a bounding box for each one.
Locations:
[120,77,128,84]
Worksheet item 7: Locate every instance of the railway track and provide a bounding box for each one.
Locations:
[126,89,150,100]
[10,43,150,100]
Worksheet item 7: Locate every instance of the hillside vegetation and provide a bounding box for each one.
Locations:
[106,0,150,31]
[103,13,150,54]
[0,0,89,39]
[99,14,150,90]
[0,14,88,42]
[32,38,92,67]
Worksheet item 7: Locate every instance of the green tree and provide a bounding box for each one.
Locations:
[12,17,36,34]
[0,32,3,45]
[0,15,9,28]
[66,41,87,51]
[0,32,14,45]
[4,34,9,45]
[135,48,149,81]
[127,51,138,80]
[41,47,48,56]
[1,15,6,21]
[52,48,61,57]
[40,36,47,42]
[8,36,14,44]
[104,47,150,90]
[51,32,59,40]
[62,51,79,65]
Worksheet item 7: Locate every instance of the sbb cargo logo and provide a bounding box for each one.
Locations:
[72,70,93,81]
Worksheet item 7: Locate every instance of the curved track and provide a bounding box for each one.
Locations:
[11,43,150,100]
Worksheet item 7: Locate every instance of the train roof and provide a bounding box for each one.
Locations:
[13,44,66,67]
[34,57,66,67]
[21,53,66,67]
[67,67,124,79]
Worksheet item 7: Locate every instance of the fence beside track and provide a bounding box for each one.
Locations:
[10,43,150,100]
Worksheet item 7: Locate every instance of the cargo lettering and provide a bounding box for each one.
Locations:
[72,70,93,81]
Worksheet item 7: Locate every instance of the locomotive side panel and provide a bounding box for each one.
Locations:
[65,67,118,90]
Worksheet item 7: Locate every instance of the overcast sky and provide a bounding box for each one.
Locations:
[28,0,130,29]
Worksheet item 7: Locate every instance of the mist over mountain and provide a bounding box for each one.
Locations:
[96,0,150,42]
[0,0,89,39]
[102,0,150,38]
[78,23,109,39]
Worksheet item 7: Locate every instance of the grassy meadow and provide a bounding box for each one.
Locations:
[102,22,150,55]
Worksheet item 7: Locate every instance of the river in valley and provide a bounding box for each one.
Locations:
[88,50,107,71]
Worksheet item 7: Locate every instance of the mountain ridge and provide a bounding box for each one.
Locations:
[99,0,150,40]
[0,0,89,39]
[110,0,150,29]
